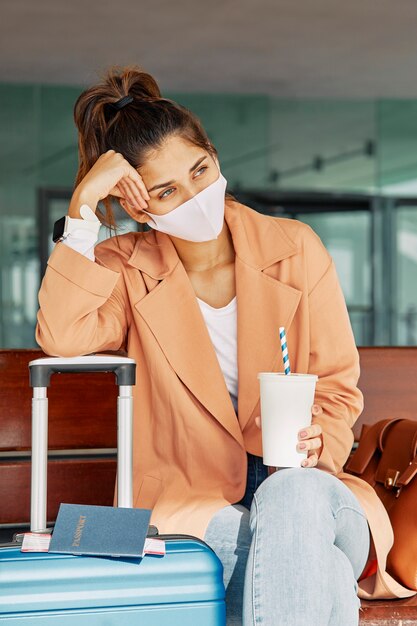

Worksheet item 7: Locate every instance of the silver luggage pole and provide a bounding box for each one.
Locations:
[31,386,49,532]
[117,385,133,508]
[29,356,136,533]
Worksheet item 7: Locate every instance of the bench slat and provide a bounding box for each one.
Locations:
[0,459,116,524]
[360,594,417,624]
[0,350,118,450]
[354,347,417,440]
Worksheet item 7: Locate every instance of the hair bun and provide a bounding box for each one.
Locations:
[107,64,162,102]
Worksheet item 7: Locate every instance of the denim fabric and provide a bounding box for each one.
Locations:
[237,452,270,511]
[203,452,370,626]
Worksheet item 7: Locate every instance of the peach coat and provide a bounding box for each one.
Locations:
[36,197,416,601]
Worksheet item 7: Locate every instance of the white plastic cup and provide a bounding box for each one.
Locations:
[257,372,318,467]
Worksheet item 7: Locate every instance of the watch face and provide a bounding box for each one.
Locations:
[52,216,67,243]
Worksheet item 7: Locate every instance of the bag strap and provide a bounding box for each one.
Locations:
[397,457,417,487]
[345,417,405,475]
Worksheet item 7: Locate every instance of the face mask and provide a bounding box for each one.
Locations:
[141,170,228,242]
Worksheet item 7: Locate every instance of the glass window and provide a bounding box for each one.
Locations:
[0,192,139,348]
[395,205,417,345]
[296,211,372,345]
[0,215,39,347]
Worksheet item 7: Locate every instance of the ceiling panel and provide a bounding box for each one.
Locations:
[2,0,417,97]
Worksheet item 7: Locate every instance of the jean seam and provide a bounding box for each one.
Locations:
[332,505,368,520]
[252,491,262,625]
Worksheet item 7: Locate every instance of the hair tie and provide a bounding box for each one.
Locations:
[111,95,134,110]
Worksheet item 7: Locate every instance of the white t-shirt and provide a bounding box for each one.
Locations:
[62,228,239,413]
[196,296,238,413]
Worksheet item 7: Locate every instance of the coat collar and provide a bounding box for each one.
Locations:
[130,199,302,444]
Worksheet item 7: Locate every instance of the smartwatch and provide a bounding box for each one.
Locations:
[52,204,100,243]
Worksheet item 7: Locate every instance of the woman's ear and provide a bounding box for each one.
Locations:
[119,198,151,224]
[135,211,152,225]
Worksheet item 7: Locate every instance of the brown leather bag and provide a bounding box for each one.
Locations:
[345,418,417,590]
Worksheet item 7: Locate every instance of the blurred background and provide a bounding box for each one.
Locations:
[1,0,417,348]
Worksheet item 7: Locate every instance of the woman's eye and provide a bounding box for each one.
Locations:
[159,188,174,199]
[158,166,208,200]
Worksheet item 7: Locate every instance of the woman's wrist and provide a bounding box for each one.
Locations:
[68,187,99,219]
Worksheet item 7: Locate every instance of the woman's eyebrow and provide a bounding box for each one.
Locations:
[147,156,208,192]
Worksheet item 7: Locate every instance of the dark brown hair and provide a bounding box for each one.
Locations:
[73,64,235,230]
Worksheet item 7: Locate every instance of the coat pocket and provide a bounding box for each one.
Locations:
[137,474,163,509]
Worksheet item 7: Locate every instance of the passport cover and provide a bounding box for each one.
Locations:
[48,503,152,558]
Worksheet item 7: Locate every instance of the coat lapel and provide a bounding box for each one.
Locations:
[224,202,302,431]
[129,231,244,446]
[235,257,301,431]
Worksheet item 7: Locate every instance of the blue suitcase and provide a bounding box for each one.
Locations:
[0,356,226,625]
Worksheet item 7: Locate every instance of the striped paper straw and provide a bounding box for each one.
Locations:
[279,326,291,375]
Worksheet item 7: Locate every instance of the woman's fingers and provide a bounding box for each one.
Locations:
[108,184,124,198]
[75,150,151,207]
[311,403,322,416]
[298,423,323,468]
[117,178,146,211]
[298,423,322,441]
[126,168,151,201]
[296,436,322,453]
[301,452,319,468]
[116,179,136,209]
[115,183,138,219]
[122,175,149,209]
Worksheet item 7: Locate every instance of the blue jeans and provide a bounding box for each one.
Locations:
[203,452,371,626]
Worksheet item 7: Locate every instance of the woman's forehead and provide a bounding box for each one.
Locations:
[139,136,209,182]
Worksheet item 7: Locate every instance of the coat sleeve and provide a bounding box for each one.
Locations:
[35,242,130,357]
[301,224,364,474]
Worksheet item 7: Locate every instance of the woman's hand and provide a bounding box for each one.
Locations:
[295,404,323,467]
[254,404,324,468]
[69,150,150,218]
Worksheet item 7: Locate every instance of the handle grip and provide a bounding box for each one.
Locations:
[29,355,136,387]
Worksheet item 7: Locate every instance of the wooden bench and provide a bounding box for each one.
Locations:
[1,347,417,624]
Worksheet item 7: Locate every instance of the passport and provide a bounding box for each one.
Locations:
[48,503,152,558]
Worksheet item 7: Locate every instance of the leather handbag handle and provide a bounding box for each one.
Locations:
[397,457,417,487]
[377,417,413,453]
[345,417,405,475]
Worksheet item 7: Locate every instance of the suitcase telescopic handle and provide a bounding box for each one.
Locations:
[28,356,136,533]
[29,355,136,387]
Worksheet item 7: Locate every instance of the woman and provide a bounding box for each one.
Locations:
[36,66,416,625]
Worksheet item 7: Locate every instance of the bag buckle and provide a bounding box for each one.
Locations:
[385,469,400,490]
